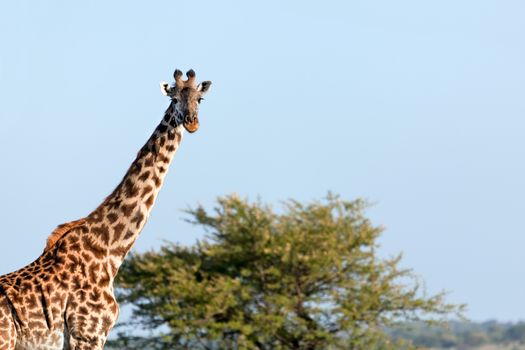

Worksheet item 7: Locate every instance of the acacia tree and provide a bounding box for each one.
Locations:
[110,194,462,349]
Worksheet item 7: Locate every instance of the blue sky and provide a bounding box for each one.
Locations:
[0,0,524,321]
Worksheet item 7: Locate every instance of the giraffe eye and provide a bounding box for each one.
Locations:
[198,98,204,104]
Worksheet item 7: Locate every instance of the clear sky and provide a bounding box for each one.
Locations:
[0,0,524,321]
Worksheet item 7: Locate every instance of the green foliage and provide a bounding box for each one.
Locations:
[110,194,462,349]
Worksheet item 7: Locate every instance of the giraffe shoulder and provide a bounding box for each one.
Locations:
[44,218,87,252]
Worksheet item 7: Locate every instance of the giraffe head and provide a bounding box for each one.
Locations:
[160,69,212,133]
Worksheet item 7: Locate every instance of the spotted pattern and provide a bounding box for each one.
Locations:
[0,70,211,349]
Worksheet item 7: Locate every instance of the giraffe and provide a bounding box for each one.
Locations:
[0,69,211,350]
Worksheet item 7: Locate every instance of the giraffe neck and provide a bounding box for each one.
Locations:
[84,109,184,277]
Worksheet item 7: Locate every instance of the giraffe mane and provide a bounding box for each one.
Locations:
[44,218,87,252]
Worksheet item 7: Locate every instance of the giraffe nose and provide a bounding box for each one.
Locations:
[183,114,199,133]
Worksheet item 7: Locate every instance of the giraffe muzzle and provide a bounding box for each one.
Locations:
[183,115,200,133]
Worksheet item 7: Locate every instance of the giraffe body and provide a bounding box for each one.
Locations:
[0,69,211,349]
[0,223,120,350]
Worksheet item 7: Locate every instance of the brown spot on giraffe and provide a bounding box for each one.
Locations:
[138,170,151,182]
[145,194,155,209]
[0,69,211,349]
[142,185,154,196]
[120,201,136,218]
[111,223,125,243]
[91,224,110,245]
[106,212,118,224]
[159,136,166,147]
[82,236,106,259]
[144,154,154,167]
[153,175,162,187]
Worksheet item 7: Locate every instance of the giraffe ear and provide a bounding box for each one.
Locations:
[160,82,171,96]
[197,81,212,94]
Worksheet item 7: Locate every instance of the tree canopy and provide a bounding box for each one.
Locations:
[110,194,462,349]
